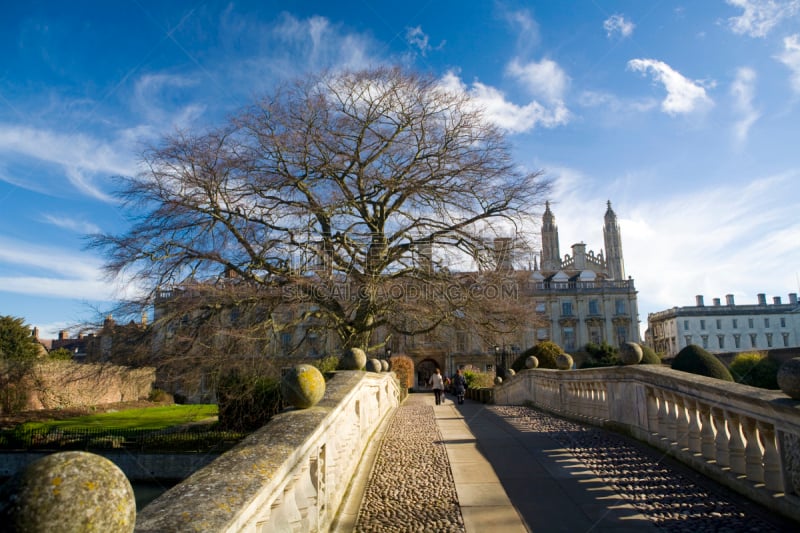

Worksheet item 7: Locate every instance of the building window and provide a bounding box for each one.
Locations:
[717,335,724,349]
[716,319,722,329]
[615,299,626,315]
[588,299,599,315]
[766,333,773,347]
[764,318,770,328]
[562,302,573,316]
[588,326,602,344]
[733,334,741,348]
[535,302,546,313]
[701,335,708,349]
[537,328,549,340]
[732,319,738,329]
[748,318,754,328]
[783,333,790,347]
[563,327,575,351]
[700,320,706,330]
[684,335,692,346]
[456,331,468,353]
[616,325,628,345]
[684,320,689,331]
[749,333,757,347]
[781,317,786,328]
[281,332,293,353]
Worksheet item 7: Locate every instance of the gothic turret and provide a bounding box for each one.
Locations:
[603,200,625,280]
[540,201,561,271]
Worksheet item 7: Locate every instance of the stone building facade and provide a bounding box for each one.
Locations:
[647,293,800,358]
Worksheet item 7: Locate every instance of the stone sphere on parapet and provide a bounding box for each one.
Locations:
[506,368,516,378]
[340,347,367,370]
[778,358,800,400]
[525,356,539,369]
[556,353,574,370]
[281,364,326,408]
[367,358,382,372]
[494,376,503,385]
[0,451,136,532]
[380,359,390,372]
[619,342,644,365]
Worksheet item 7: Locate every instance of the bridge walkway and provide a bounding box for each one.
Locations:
[337,392,796,533]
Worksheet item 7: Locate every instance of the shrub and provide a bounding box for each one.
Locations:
[513,341,564,370]
[148,388,174,403]
[312,355,340,376]
[389,355,414,390]
[216,372,284,431]
[671,345,733,381]
[463,369,495,389]
[729,352,780,389]
[639,344,661,365]
[579,342,620,368]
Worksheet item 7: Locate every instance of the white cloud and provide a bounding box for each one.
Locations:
[627,59,714,115]
[506,58,569,104]
[41,214,101,235]
[578,90,657,113]
[730,67,760,142]
[0,124,135,201]
[603,14,635,38]
[726,0,800,38]
[439,71,570,133]
[776,34,800,92]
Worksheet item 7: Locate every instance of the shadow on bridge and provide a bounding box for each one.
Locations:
[434,396,659,533]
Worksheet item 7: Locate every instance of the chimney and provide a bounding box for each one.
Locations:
[725,294,735,306]
[712,298,721,306]
[790,293,798,305]
[757,293,767,305]
[570,242,587,270]
[773,296,782,305]
[695,295,705,307]
[58,330,68,341]
[31,327,40,340]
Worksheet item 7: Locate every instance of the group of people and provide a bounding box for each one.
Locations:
[427,368,467,405]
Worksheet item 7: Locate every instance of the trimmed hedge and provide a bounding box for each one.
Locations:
[512,341,563,371]
[671,345,733,381]
[729,352,780,389]
[639,344,661,365]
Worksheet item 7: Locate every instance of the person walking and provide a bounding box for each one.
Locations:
[452,369,467,405]
[428,368,445,405]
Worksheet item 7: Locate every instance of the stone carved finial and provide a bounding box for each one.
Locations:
[0,451,135,532]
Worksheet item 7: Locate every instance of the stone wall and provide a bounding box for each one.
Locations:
[10,360,155,411]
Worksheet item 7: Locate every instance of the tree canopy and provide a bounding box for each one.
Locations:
[92,67,549,361]
[0,316,40,361]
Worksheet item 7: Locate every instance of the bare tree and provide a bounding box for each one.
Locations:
[91,67,549,367]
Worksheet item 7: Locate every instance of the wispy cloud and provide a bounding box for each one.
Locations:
[506,58,569,104]
[440,71,570,133]
[627,59,714,115]
[0,124,134,202]
[405,26,444,57]
[730,67,760,142]
[604,14,635,39]
[776,34,800,92]
[41,214,101,235]
[726,0,800,38]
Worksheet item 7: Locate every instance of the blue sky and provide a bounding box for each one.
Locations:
[1,0,799,339]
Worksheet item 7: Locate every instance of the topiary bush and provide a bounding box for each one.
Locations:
[312,355,340,376]
[216,371,285,431]
[579,342,620,368]
[463,369,495,389]
[729,352,780,389]
[513,341,563,370]
[639,344,661,365]
[389,355,414,390]
[671,345,733,381]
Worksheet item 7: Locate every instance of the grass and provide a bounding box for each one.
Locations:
[16,404,218,433]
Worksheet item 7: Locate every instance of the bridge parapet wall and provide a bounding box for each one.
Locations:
[494,365,800,523]
[135,370,400,532]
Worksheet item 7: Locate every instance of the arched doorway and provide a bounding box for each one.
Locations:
[416,358,439,390]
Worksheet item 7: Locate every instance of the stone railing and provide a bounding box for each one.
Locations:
[494,365,800,522]
[135,370,400,532]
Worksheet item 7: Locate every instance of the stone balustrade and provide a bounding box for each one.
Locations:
[135,370,400,532]
[494,365,800,522]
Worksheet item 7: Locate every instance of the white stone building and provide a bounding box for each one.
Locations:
[647,293,800,358]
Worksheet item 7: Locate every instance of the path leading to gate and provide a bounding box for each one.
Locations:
[335,392,796,533]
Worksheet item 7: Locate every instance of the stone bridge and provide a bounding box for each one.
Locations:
[7,366,800,531]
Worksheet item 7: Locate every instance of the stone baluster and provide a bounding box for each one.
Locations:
[712,407,730,468]
[757,422,784,492]
[741,418,764,483]
[646,388,660,444]
[295,459,318,531]
[687,399,702,454]
[675,394,690,449]
[726,412,746,475]
[664,392,678,444]
[699,403,716,460]
[656,389,670,443]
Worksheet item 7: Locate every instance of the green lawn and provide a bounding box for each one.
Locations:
[18,405,218,432]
